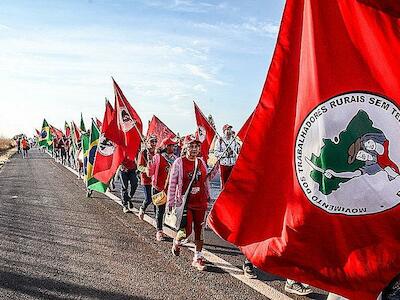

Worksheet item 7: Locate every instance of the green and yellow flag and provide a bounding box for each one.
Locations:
[80,113,86,132]
[82,132,90,183]
[39,118,52,148]
[86,120,108,193]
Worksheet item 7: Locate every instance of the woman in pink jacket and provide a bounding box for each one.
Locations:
[167,134,215,271]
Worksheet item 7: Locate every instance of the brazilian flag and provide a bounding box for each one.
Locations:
[39,119,52,148]
[86,120,108,193]
[82,132,90,183]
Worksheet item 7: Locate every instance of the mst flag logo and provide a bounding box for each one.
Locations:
[119,106,135,133]
[98,134,115,156]
[295,92,400,216]
[197,125,206,143]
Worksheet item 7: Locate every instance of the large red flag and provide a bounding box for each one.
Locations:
[93,100,124,183]
[105,78,143,161]
[194,102,216,160]
[208,1,400,299]
[146,115,176,147]
[237,112,254,142]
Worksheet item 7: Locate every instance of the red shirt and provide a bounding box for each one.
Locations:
[21,139,28,149]
[121,158,136,171]
[182,157,208,210]
[138,150,152,185]
[154,154,171,191]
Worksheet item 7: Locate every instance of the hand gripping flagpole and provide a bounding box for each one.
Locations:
[207,133,240,178]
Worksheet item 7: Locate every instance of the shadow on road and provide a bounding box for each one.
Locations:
[0,269,150,300]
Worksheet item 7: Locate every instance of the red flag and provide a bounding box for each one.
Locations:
[146,115,176,147]
[50,125,63,139]
[71,121,81,142]
[35,129,41,136]
[105,78,143,161]
[93,100,124,183]
[64,121,71,138]
[208,1,400,299]
[237,112,254,142]
[194,102,216,159]
[95,118,102,129]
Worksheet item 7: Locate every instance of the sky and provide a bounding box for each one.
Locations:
[0,0,285,138]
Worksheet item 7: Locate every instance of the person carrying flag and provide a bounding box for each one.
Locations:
[213,124,257,278]
[148,137,177,241]
[119,157,138,213]
[213,124,241,188]
[137,135,158,220]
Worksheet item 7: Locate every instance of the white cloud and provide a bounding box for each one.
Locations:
[0,25,224,136]
[193,84,207,93]
[144,0,230,13]
[193,19,279,38]
[0,24,10,30]
[184,64,224,85]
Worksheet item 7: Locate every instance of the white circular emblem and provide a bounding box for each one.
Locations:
[98,134,115,156]
[119,106,135,133]
[197,126,206,143]
[295,91,400,215]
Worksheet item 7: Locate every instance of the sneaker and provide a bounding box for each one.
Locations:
[171,240,181,256]
[138,207,144,220]
[156,231,165,242]
[128,201,134,210]
[284,281,312,296]
[122,206,130,213]
[192,257,207,271]
[243,263,257,279]
[180,238,189,245]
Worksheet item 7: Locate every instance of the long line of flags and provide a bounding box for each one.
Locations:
[33,1,400,298]
[35,78,230,194]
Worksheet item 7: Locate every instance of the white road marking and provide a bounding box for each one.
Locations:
[55,154,293,300]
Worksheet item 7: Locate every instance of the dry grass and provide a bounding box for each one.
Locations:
[0,138,15,152]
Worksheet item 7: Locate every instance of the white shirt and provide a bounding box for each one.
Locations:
[213,136,241,167]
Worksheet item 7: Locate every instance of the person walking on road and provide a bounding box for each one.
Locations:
[167,134,213,271]
[137,135,157,220]
[119,157,139,213]
[58,135,67,165]
[16,138,21,154]
[148,137,177,241]
[213,124,241,188]
[214,124,257,279]
[21,137,29,159]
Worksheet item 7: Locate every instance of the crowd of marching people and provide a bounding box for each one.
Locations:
[34,78,400,299]
[38,119,319,297]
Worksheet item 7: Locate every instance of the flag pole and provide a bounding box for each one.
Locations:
[193,100,239,157]
[207,133,240,177]
[112,79,147,146]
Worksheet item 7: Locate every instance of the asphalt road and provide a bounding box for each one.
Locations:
[0,149,329,300]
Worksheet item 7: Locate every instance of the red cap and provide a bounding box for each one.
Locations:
[183,134,201,145]
[160,137,177,148]
[223,124,232,132]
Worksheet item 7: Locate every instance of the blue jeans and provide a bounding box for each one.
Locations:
[140,185,155,214]
[120,169,138,207]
